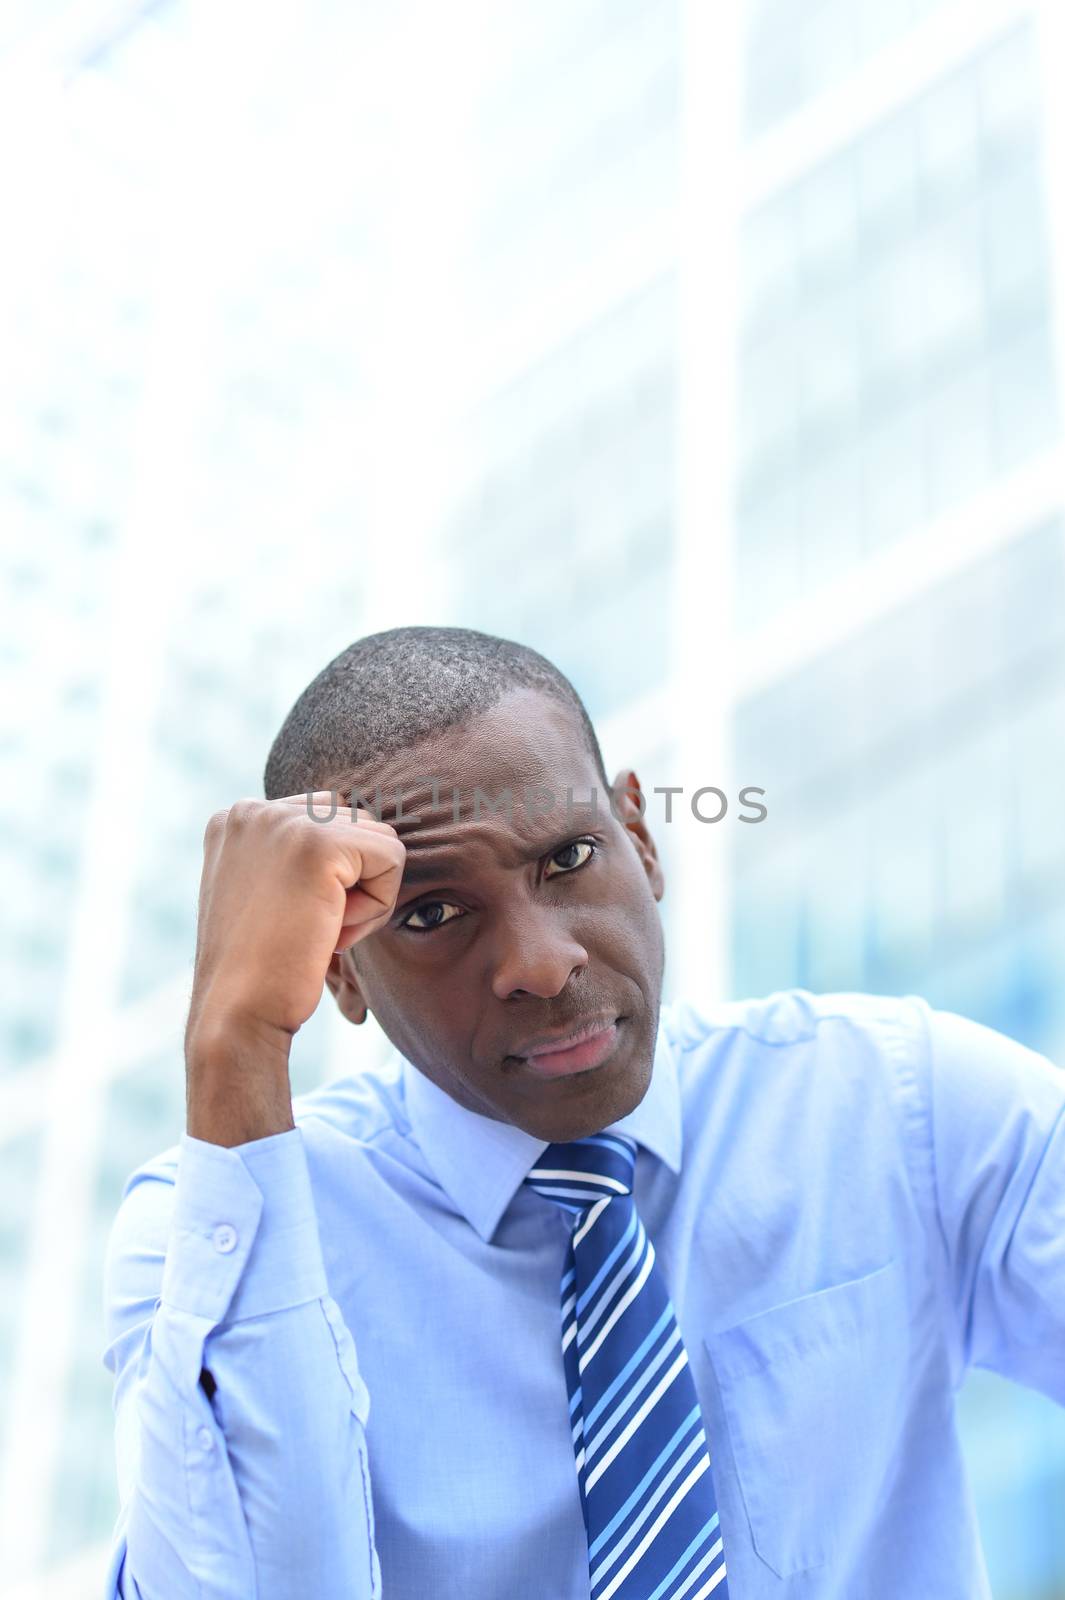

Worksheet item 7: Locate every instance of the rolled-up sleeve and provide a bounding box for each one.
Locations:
[102,1127,381,1599]
[900,995,1065,1405]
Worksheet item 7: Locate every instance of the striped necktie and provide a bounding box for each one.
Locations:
[525,1133,728,1600]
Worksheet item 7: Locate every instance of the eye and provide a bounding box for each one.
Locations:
[544,838,597,878]
[400,900,466,933]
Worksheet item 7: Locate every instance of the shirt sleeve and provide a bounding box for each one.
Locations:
[101,1126,383,1599]
[898,994,1065,1405]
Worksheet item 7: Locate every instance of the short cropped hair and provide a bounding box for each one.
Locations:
[263,625,609,801]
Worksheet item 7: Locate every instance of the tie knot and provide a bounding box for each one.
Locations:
[524,1133,636,1214]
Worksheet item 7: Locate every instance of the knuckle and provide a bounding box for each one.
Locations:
[203,808,228,843]
[227,798,265,828]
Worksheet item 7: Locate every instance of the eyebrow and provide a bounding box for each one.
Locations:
[397,855,473,888]
[395,810,603,891]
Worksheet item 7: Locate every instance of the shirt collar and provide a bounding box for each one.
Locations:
[400,1009,682,1245]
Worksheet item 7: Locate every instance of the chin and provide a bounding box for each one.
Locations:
[534,1055,651,1143]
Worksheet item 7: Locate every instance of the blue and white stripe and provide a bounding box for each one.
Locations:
[526,1135,729,1599]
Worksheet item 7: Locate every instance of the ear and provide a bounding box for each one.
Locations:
[610,768,664,902]
[325,949,369,1026]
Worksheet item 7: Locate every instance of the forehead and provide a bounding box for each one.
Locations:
[346,687,605,854]
[367,687,595,793]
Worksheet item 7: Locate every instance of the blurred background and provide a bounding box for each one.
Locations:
[1,0,1064,1593]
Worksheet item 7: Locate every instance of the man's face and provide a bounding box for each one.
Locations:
[325,686,666,1142]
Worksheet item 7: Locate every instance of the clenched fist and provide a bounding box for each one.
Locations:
[184,792,406,1146]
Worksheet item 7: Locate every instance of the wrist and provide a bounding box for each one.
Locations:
[186,1001,292,1067]
[185,1008,294,1147]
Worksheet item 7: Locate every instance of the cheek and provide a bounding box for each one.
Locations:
[367,986,459,1078]
[587,870,663,968]
[612,844,661,912]
[350,947,426,1031]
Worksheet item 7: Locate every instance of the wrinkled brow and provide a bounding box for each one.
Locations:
[395,804,605,887]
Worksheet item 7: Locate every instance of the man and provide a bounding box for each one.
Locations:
[103,624,1065,1599]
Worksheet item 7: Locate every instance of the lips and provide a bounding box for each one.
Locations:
[510,1013,619,1061]
[513,1016,623,1079]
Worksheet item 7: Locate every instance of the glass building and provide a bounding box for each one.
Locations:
[1,1,1062,1595]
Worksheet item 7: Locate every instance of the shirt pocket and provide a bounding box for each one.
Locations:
[702,1257,906,1579]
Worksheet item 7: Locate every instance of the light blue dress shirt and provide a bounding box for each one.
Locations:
[102,987,1065,1598]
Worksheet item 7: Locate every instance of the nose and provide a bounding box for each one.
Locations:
[489,904,590,1001]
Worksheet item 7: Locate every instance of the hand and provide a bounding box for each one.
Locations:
[188,792,406,1042]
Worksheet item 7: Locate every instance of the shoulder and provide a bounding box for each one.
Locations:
[662,985,923,1063]
[659,987,940,1145]
[291,1045,409,1148]
[657,990,940,1213]
[662,985,1065,1148]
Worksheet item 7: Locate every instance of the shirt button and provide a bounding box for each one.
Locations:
[212,1224,237,1254]
[196,1426,214,1451]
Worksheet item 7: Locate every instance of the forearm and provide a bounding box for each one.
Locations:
[110,1299,379,1599]
[104,1129,382,1599]
[203,1300,379,1593]
[185,1012,296,1147]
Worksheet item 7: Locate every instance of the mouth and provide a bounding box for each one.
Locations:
[513,1017,624,1079]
